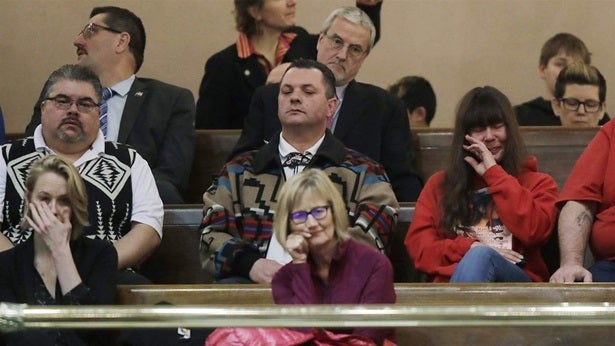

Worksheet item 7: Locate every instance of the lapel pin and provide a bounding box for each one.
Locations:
[135,91,144,97]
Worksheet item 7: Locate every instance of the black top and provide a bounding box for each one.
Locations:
[515,97,610,126]
[194,2,382,129]
[0,236,118,345]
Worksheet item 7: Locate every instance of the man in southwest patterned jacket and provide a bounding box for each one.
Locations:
[199,58,398,284]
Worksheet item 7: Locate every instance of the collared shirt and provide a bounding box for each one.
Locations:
[278,132,325,179]
[236,32,297,74]
[329,84,348,132]
[106,74,136,142]
[267,133,326,264]
[0,125,164,237]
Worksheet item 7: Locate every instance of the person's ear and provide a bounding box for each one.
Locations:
[412,107,427,122]
[326,97,338,118]
[539,63,547,80]
[551,98,561,117]
[115,32,131,54]
[248,6,262,21]
[599,102,607,121]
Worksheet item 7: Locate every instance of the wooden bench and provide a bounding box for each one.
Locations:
[116,283,615,345]
[184,127,600,203]
[140,203,416,284]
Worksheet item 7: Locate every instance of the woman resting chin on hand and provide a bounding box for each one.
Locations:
[271,169,396,346]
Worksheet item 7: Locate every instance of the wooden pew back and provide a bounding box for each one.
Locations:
[116,283,615,305]
[116,283,615,346]
[415,126,598,189]
[185,129,241,203]
[184,127,599,203]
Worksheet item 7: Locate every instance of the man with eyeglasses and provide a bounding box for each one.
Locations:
[0,64,163,284]
[233,6,422,202]
[200,58,398,284]
[24,6,195,204]
[551,62,607,127]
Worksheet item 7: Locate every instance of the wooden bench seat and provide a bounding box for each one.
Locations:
[140,203,416,284]
[116,283,615,346]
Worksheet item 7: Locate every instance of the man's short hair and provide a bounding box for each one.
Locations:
[388,76,437,125]
[321,7,376,51]
[283,58,337,99]
[554,61,607,102]
[540,33,591,67]
[91,6,146,73]
[42,64,102,103]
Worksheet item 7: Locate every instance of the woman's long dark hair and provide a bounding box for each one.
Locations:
[440,86,526,234]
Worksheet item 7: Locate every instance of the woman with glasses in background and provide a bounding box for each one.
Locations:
[194,0,382,130]
[551,61,608,127]
[271,169,395,345]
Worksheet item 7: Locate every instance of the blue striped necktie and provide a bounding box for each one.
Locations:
[100,87,113,137]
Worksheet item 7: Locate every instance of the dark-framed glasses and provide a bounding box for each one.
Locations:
[79,22,123,39]
[323,33,366,59]
[290,205,330,224]
[44,95,100,113]
[560,98,602,113]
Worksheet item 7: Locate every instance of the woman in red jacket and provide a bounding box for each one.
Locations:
[405,86,558,282]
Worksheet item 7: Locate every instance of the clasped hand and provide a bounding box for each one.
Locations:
[463,134,497,176]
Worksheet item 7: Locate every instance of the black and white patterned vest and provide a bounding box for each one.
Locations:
[1,138,134,244]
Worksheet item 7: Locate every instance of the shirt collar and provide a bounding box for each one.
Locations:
[335,84,348,101]
[33,124,106,163]
[108,74,135,97]
[278,132,325,159]
[236,32,297,64]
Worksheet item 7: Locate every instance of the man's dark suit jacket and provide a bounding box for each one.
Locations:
[195,2,382,129]
[25,77,196,204]
[232,81,423,202]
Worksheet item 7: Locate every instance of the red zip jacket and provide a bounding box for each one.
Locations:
[405,157,558,282]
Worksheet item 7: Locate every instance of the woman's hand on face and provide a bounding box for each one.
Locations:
[285,233,309,264]
[463,134,497,176]
[26,200,71,250]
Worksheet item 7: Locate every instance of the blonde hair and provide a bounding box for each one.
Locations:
[22,155,89,239]
[274,169,349,246]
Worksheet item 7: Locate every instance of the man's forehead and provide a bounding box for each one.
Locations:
[327,17,370,45]
[88,13,107,25]
[49,80,97,98]
[281,68,323,86]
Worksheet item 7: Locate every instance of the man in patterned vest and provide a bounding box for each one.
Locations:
[0,64,163,284]
[200,58,399,284]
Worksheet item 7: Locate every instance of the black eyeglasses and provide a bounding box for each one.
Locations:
[44,95,100,113]
[323,33,367,59]
[79,22,123,39]
[289,205,330,224]
[560,98,602,113]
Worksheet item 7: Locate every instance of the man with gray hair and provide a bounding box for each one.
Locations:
[0,64,163,284]
[233,6,423,202]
